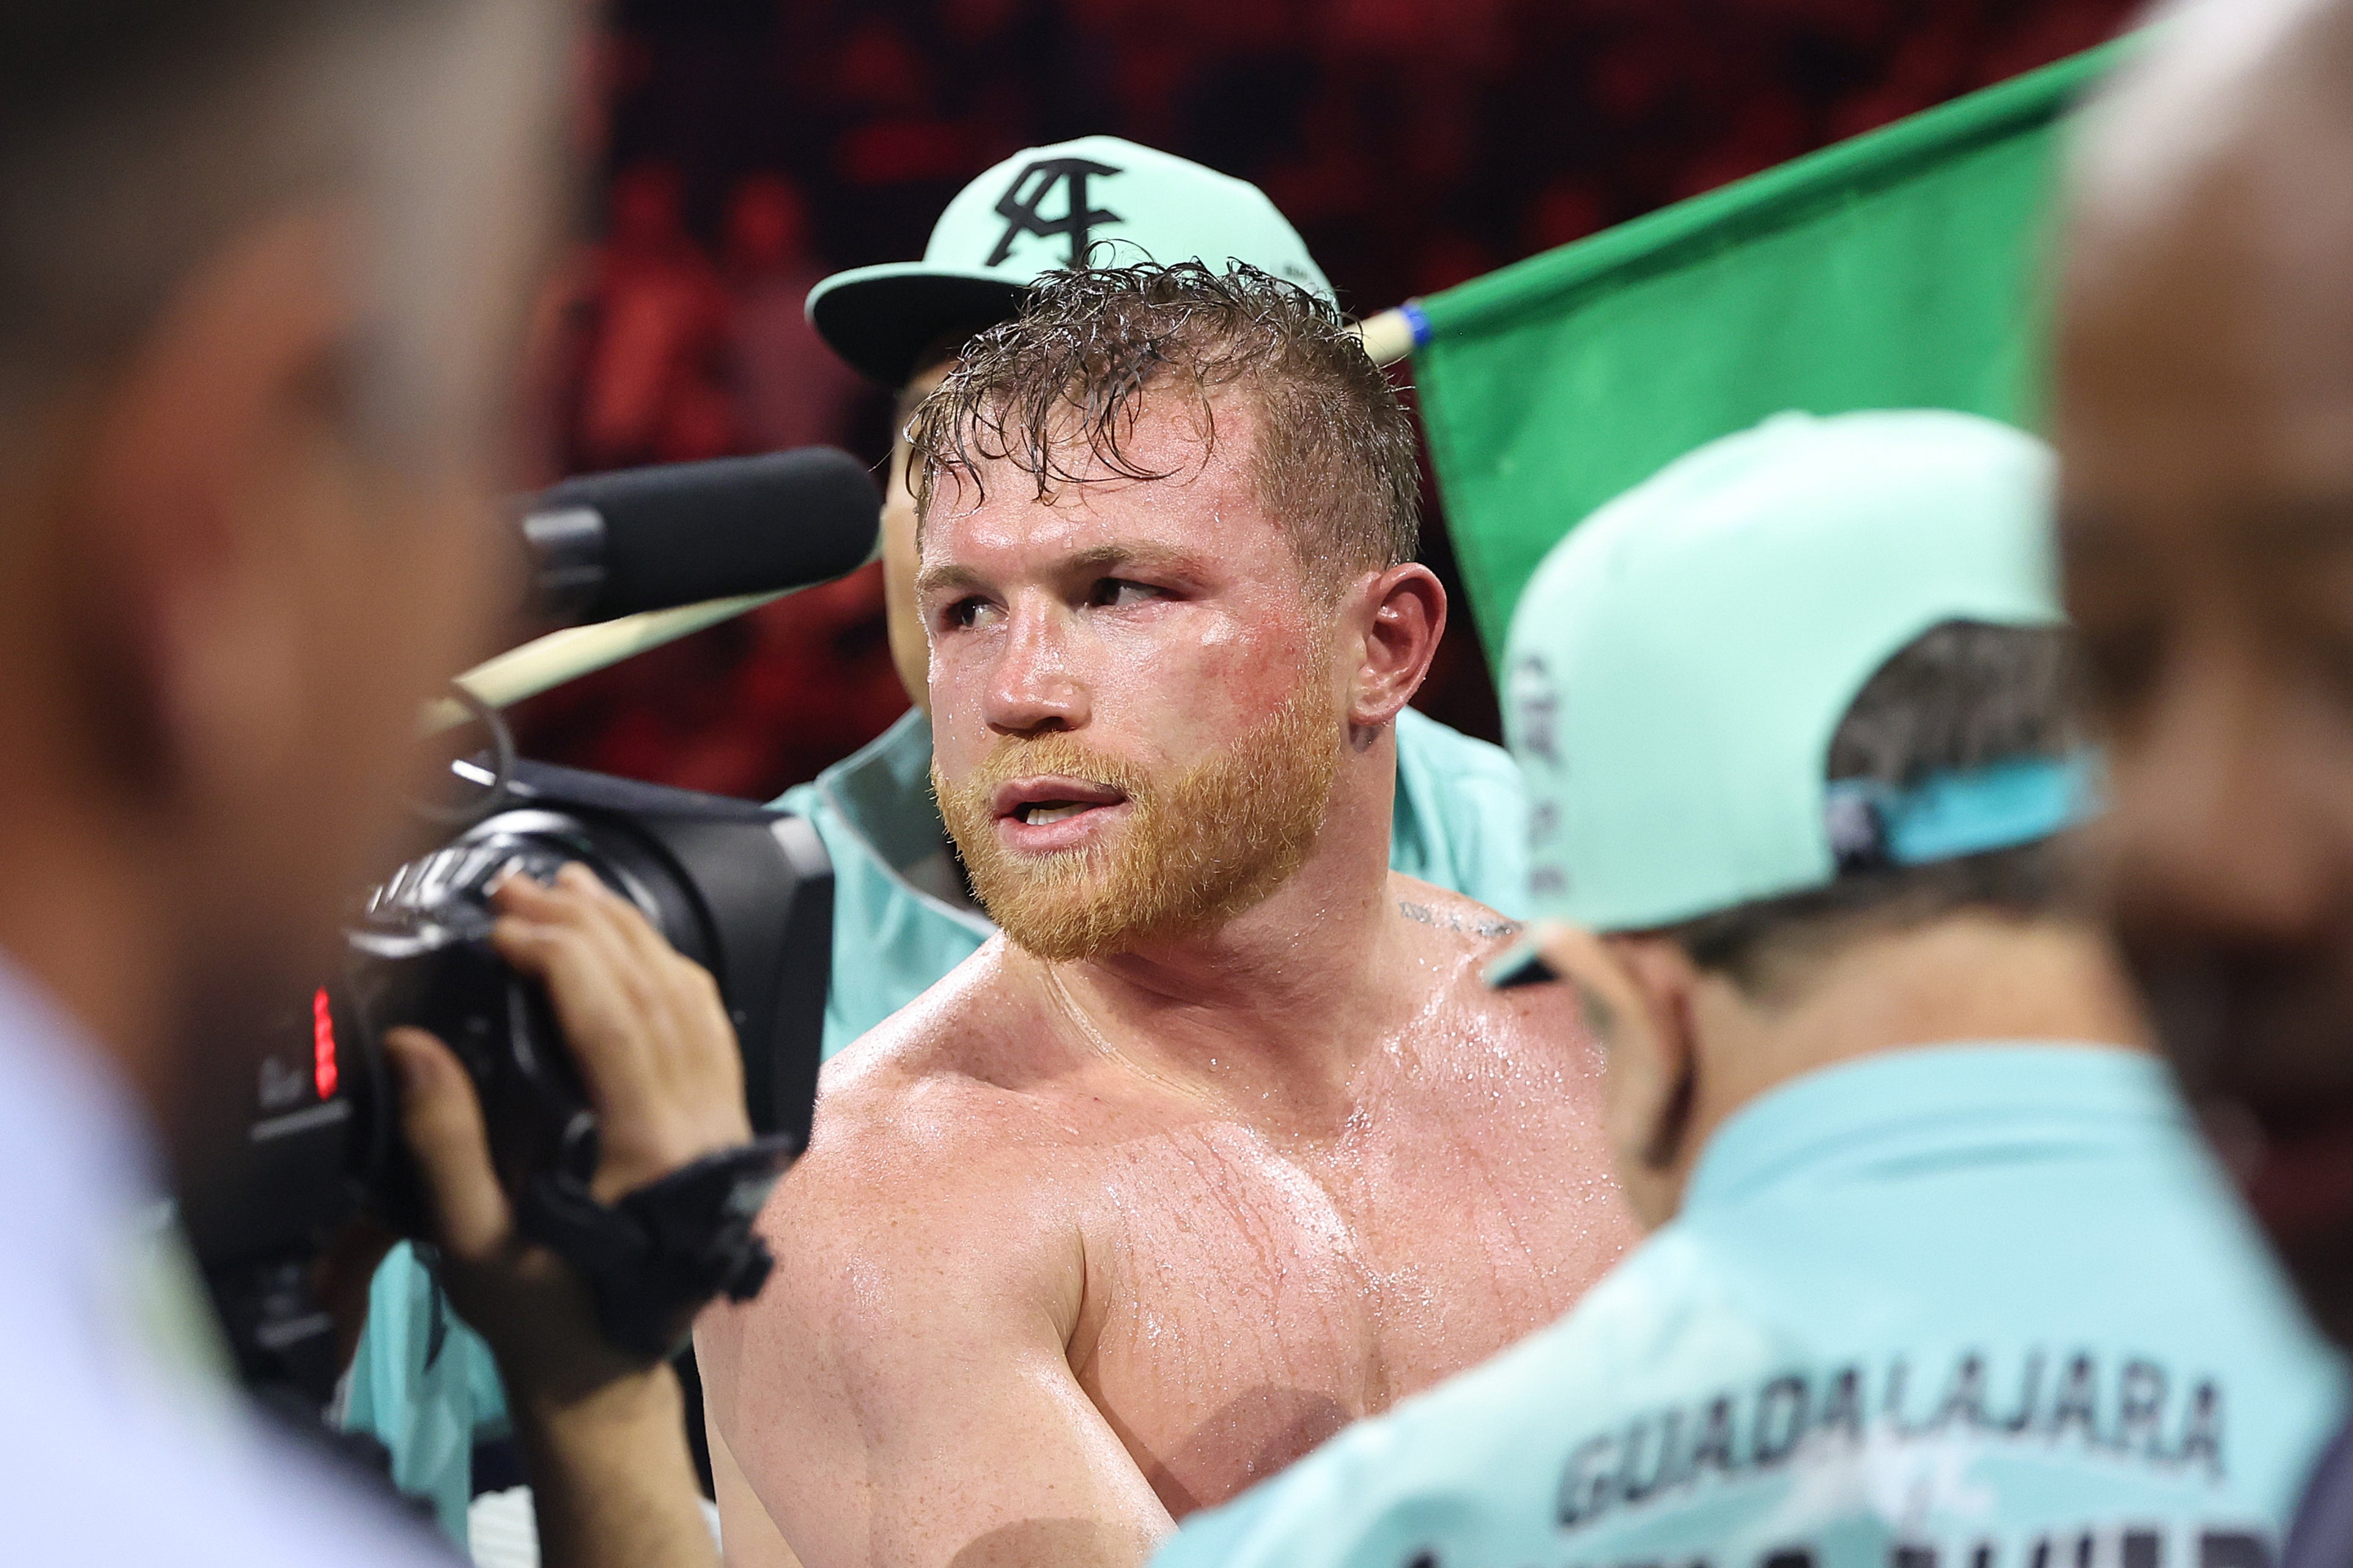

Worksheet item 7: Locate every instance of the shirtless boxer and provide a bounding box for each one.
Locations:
[696,261,1638,1568]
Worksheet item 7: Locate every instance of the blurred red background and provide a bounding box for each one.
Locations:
[512,0,2141,801]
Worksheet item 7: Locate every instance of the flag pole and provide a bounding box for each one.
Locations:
[1351,305,1420,369]
[421,591,793,735]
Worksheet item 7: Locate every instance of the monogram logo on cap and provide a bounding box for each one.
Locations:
[987,157,1123,268]
[1507,654,1561,765]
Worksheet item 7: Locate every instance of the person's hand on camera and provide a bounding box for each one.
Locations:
[379,863,738,1568]
[382,862,750,1383]
[484,861,751,1205]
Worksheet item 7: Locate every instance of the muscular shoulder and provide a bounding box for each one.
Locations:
[809,938,1057,1145]
[1389,873,1520,948]
[1388,873,1529,1001]
[1385,871,1590,1057]
[716,943,1085,1382]
[766,937,1085,1261]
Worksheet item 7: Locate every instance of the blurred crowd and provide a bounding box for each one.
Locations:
[517,0,2140,803]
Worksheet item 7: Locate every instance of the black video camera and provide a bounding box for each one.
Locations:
[182,446,875,1413]
[182,754,831,1404]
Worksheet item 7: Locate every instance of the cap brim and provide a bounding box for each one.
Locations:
[1480,932,1561,990]
[808,263,1033,388]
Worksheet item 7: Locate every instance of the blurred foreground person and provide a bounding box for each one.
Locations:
[0,4,750,1565]
[1157,411,2343,1568]
[695,262,1637,1568]
[794,134,1531,1053]
[2058,0,2353,1559]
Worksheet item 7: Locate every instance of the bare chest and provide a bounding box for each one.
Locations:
[1060,1073,1630,1516]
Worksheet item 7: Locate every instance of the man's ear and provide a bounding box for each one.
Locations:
[1343,562,1447,729]
[68,208,361,808]
[1534,923,1704,1229]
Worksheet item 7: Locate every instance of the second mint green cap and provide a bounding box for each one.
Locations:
[1501,409,2063,933]
[807,134,1334,386]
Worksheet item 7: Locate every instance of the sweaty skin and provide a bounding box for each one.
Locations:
[697,393,1636,1568]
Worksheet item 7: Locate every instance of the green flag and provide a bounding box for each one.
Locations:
[1414,40,2132,662]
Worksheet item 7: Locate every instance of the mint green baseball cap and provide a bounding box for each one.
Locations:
[1501,409,2067,934]
[807,134,1334,386]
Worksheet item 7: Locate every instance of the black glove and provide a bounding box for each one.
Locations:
[519,1135,796,1361]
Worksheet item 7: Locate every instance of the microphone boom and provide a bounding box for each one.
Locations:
[526,446,881,627]
[424,446,882,732]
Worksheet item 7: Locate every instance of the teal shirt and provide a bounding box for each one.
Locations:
[343,703,1527,1536]
[340,1242,506,1546]
[1159,1045,2346,1568]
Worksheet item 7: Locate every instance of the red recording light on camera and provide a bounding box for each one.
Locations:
[312,987,339,1102]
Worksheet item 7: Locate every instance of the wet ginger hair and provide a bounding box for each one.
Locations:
[907,259,1421,598]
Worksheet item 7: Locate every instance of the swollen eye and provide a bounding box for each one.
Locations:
[1092,579,1157,608]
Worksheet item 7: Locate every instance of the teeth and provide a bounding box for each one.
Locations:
[1026,803,1089,825]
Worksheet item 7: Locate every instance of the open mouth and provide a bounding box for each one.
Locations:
[1017,801,1098,825]
[991,776,1132,842]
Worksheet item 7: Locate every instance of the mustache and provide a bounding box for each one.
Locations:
[929,679,1342,961]
[945,732,1153,804]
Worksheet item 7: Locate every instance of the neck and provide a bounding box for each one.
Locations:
[1673,912,2151,1200]
[1033,729,1406,1119]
